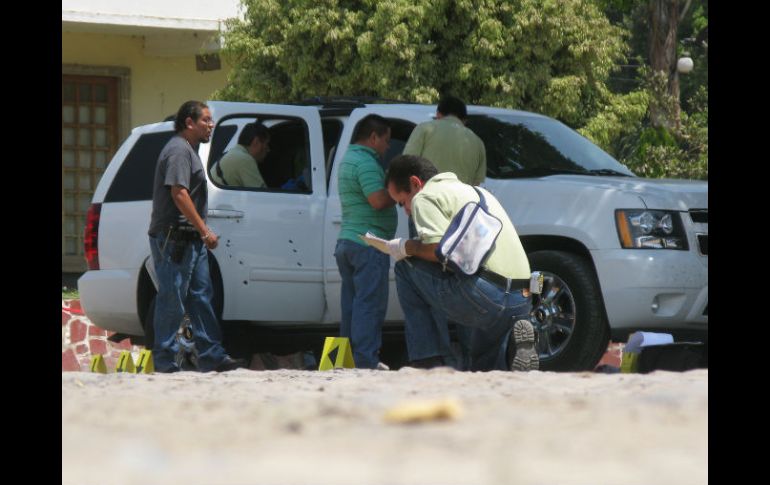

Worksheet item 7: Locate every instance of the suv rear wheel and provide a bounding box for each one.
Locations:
[140,252,225,350]
[527,250,609,371]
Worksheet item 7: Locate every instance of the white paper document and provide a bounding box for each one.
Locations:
[625,331,674,354]
[358,232,390,254]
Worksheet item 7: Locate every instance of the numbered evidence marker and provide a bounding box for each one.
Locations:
[318,337,355,371]
[89,354,107,373]
[134,349,155,374]
[115,351,136,373]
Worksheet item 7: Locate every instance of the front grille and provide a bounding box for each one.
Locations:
[697,234,708,255]
[690,209,708,224]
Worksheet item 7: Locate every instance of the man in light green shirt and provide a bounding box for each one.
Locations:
[210,122,270,188]
[383,154,538,372]
[402,95,486,185]
[402,96,487,368]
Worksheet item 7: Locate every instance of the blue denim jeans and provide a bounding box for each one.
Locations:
[149,234,228,372]
[394,259,532,371]
[334,239,390,369]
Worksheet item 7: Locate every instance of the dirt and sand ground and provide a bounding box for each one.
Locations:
[62,367,707,485]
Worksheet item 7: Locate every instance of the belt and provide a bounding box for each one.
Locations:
[169,226,200,241]
[478,268,529,292]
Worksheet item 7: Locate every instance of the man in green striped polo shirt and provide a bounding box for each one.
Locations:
[334,115,397,369]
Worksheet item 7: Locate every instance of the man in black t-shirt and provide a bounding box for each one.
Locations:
[147,100,245,373]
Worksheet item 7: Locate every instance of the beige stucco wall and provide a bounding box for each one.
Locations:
[62,31,231,129]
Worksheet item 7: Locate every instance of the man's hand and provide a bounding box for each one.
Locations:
[202,229,219,250]
[386,238,408,261]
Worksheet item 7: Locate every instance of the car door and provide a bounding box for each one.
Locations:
[321,105,431,323]
[202,102,327,323]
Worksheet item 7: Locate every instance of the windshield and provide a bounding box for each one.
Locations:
[466,114,636,178]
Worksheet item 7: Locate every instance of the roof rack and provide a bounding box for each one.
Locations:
[296,96,415,108]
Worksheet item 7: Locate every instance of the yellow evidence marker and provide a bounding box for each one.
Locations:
[89,354,107,373]
[318,337,355,370]
[134,349,155,374]
[115,351,136,373]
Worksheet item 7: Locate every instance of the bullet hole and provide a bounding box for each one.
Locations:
[239,261,244,265]
[288,239,293,244]
[243,281,248,285]
[297,262,302,266]
[293,249,298,253]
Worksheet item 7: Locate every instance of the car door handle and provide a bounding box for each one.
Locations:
[208,209,244,219]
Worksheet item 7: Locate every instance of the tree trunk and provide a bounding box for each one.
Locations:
[649,0,680,129]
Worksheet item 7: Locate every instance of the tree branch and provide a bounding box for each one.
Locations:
[680,0,693,22]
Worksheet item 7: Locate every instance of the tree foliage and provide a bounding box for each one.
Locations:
[580,67,707,179]
[215,0,627,127]
[216,0,707,180]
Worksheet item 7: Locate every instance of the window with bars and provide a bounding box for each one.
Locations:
[62,75,118,271]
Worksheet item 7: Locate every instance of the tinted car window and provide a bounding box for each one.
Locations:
[466,114,635,178]
[207,125,238,169]
[104,131,174,202]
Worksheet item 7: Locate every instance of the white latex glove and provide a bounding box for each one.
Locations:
[386,237,409,261]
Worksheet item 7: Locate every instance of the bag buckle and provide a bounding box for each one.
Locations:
[529,271,544,294]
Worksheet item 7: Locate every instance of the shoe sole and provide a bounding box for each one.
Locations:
[511,319,539,371]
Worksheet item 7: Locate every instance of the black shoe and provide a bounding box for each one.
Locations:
[215,356,248,372]
[408,356,445,369]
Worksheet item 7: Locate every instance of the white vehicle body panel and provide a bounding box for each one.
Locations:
[79,101,707,344]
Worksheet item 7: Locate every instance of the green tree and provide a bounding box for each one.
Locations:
[215,0,627,127]
[582,0,707,179]
[580,67,707,179]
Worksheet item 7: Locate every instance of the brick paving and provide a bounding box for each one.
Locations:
[61,299,144,372]
[63,299,624,372]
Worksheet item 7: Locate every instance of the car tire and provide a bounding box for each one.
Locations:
[527,250,610,371]
[141,252,224,351]
[143,296,156,349]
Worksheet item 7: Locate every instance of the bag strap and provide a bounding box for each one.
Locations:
[472,186,489,211]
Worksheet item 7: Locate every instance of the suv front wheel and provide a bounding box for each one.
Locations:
[527,250,609,371]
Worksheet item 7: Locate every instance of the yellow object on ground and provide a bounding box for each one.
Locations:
[383,398,463,423]
[318,337,355,370]
[134,350,154,374]
[620,352,639,373]
[115,351,136,373]
[89,354,107,373]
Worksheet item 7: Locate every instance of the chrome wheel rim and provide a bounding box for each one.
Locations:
[529,271,576,362]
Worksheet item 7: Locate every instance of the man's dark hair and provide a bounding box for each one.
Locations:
[174,100,209,133]
[385,155,438,193]
[437,95,467,119]
[238,121,270,146]
[353,114,390,142]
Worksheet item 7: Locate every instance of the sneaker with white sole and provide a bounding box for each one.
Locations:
[510,319,539,371]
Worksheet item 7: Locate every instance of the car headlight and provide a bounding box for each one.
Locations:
[615,210,688,250]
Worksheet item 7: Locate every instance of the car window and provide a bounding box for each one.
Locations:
[209,116,313,193]
[466,114,635,178]
[104,130,174,202]
[342,117,415,173]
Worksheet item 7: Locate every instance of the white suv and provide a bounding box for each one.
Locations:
[79,99,708,371]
